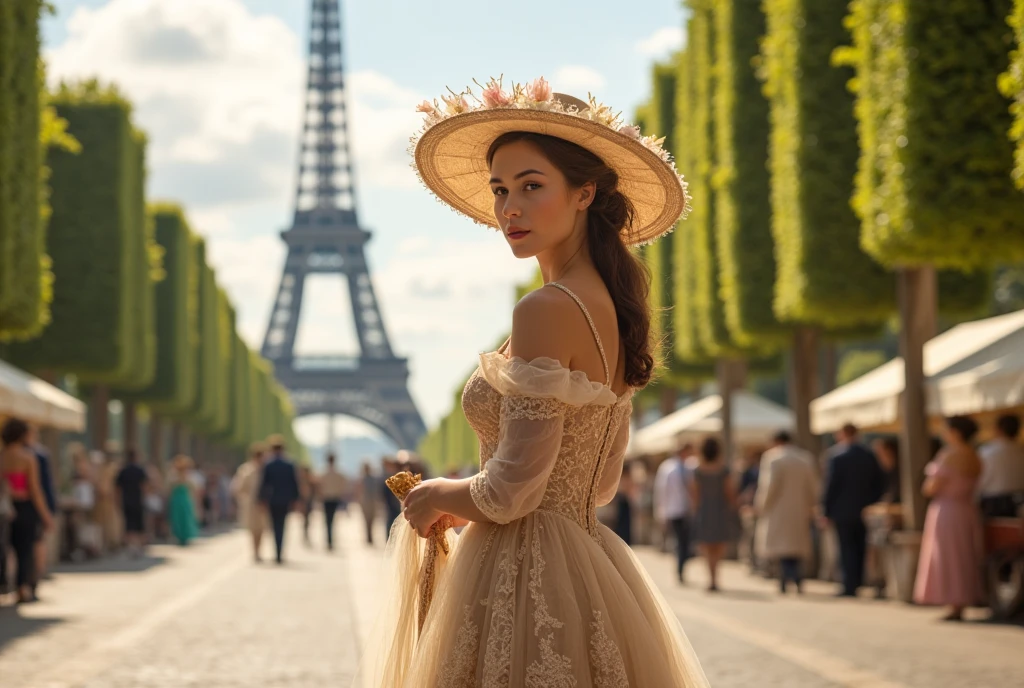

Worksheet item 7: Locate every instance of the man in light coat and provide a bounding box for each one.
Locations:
[756,430,819,594]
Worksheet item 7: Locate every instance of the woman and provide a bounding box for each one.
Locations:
[690,436,736,593]
[0,419,53,603]
[913,416,984,621]
[167,455,199,546]
[358,78,707,687]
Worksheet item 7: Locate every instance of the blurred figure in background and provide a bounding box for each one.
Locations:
[612,465,635,546]
[977,414,1024,518]
[653,442,693,583]
[737,447,763,573]
[259,435,301,565]
[26,426,56,591]
[168,455,199,546]
[822,423,884,598]
[914,415,984,621]
[299,465,316,547]
[357,462,379,545]
[871,436,902,505]
[232,442,267,562]
[115,449,149,558]
[690,436,736,593]
[381,456,403,536]
[319,453,348,551]
[755,431,818,595]
[0,419,54,603]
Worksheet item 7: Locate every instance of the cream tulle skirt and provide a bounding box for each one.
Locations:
[356,511,709,687]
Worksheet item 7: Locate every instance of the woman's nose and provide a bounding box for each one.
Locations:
[501,196,521,219]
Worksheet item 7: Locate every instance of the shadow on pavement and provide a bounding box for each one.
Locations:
[707,589,774,602]
[53,553,170,575]
[0,606,63,652]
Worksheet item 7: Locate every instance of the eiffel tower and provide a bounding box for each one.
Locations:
[261,0,425,450]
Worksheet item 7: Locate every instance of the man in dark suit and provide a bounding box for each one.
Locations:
[259,434,300,564]
[823,423,885,597]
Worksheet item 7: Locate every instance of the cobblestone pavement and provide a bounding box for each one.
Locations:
[2,511,1021,687]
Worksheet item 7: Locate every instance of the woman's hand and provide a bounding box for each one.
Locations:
[402,479,447,538]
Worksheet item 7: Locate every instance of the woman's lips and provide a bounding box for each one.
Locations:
[507,226,530,240]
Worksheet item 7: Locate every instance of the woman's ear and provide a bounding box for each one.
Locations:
[577,181,597,210]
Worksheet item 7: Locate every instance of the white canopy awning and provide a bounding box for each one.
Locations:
[0,358,86,431]
[810,308,1024,434]
[627,390,794,458]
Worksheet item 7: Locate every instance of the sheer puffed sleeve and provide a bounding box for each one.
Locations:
[470,395,566,524]
[596,400,632,507]
[468,353,619,525]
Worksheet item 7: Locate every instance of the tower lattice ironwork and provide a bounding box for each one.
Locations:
[261,0,425,449]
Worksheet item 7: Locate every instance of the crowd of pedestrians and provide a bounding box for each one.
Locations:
[624,412,1024,620]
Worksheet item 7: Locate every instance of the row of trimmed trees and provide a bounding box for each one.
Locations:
[631,0,1024,528]
[0,2,303,466]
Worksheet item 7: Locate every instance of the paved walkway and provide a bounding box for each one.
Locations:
[1,511,1021,687]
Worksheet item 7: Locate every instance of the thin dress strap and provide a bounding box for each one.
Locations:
[546,282,610,387]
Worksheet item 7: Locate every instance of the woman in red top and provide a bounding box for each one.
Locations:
[0,418,54,603]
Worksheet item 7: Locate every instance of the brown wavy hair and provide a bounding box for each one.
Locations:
[487,132,654,388]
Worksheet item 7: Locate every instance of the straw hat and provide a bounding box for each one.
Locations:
[266,433,285,449]
[411,76,689,247]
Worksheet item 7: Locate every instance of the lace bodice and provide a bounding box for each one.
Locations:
[463,283,634,537]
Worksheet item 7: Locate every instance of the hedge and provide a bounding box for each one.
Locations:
[123,204,198,417]
[712,0,790,348]
[4,87,144,384]
[1001,0,1024,188]
[835,0,1024,269]
[761,0,894,328]
[682,1,741,357]
[0,0,47,338]
[113,130,160,392]
[188,239,224,431]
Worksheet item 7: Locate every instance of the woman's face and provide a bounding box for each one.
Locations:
[489,140,588,259]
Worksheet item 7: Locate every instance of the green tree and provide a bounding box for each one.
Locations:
[836,0,1024,268]
[1001,0,1024,188]
[4,84,150,387]
[0,1,59,339]
[713,0,790,348]
[761,0,893,328]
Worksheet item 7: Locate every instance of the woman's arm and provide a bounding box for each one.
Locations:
[402,477,489,536]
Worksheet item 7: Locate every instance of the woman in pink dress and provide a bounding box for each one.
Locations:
[913,415,984,621]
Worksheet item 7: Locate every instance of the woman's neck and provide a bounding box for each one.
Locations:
[537,217,592,283]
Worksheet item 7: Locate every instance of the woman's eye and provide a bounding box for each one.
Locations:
[492,186,507,196]
[524,182,541,191]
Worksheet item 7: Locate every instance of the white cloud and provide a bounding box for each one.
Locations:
[552,65,607,94]
[635,26,685,58]
[45,0,423,207]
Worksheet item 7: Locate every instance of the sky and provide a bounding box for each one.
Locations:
[41,0,686,450]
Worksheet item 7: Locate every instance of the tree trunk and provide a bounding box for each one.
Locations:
[149,415,164,469]
[789,326,821,455]
[897,266,938,531]
[820,341,838,395]
[717,359,747,467]
[89,385,110,453]
[659,386,677,417]
[123,401,138,456]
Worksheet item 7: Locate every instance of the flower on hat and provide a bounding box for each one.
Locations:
[416,100,436,114]
[618,124,641,139]
[526,77,552,103]
[441,90,469,115]
[480,76,511,108]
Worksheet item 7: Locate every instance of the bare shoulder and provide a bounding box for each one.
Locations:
[510,286,576,366]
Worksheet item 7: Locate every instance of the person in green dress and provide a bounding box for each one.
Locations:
[168,455,199,546]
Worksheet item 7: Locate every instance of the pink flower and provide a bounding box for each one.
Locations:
[618,124,641,139]
[527,76,552,102]
[441,92,469,115]
[416,100,436,114]
[481,78,510,108]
